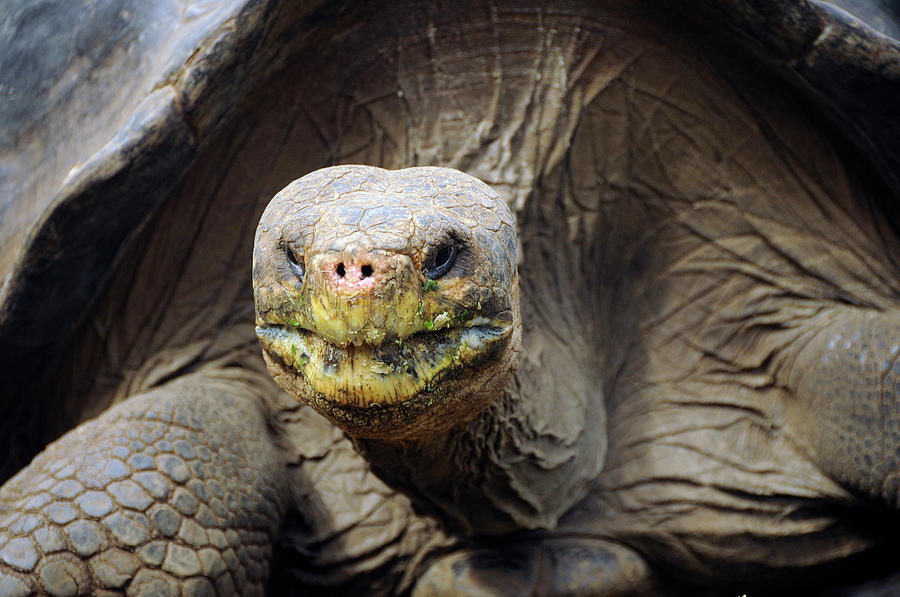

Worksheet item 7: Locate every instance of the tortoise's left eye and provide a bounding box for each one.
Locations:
[425,243,457,279]
[286,246,305,281]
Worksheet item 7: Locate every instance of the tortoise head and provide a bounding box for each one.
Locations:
[253,165,520,440]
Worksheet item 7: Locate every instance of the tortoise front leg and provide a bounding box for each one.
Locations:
[411,536,656,597]
[788,307,900,506]
[0,371,289,596]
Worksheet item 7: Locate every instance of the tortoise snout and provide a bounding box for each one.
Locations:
[301,249,423,345]
[313,251,409,295]
[333,257,376,289]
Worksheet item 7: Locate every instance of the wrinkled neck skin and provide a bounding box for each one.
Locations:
[350,372,525,536]
[353,240,607,536]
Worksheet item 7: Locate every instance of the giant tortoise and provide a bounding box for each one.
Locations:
[2,0,900,595]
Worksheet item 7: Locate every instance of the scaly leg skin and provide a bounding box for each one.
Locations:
[410,537,656,597]
[789,307,900,507]
[0,370,289,596]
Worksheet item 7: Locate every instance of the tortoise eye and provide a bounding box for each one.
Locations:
[425,243,457,279]
[286,246,304,281]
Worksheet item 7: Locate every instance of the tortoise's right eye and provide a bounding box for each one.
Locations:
[286,246,304,281]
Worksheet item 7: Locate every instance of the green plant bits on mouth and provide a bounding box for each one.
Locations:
[290,343,308,368]
[424,319,434,330]
[289,318,300,327]
[433,312,450,328]
[423,278,438,292]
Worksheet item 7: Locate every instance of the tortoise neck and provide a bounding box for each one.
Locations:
[353,392,530,535]
[353,369,605,535]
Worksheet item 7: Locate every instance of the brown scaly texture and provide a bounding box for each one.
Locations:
[0,370,287,596]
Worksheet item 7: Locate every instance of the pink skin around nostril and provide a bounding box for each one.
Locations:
[332,262,377,289]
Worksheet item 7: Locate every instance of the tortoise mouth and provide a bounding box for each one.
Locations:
[256,313,513,407]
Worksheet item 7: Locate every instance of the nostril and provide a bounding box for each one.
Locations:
[336,263,346,277]
[361,264,373,278]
